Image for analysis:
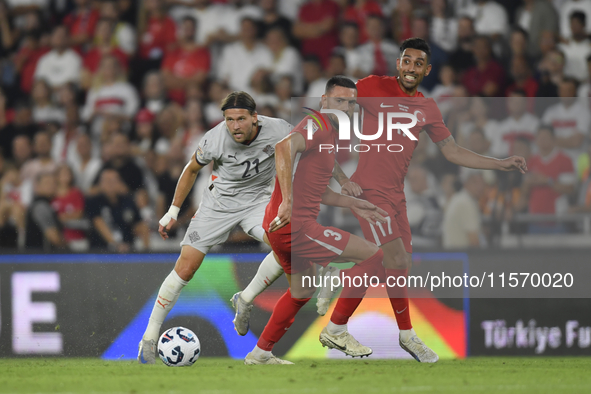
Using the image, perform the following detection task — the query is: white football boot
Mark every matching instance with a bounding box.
[399,331,439,363]
[319,327,373,357]
[244,352,294,365]
[231,292,254,336]
[137,338,157,364]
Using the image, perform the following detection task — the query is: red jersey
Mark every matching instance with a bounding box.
[64,9,100,39]
[343,1,383,43]
[52,188,85,241]
[139,16,177,59]
[83,47,129,73]
[527,149,575,214]
[298,0,340,68]
[351,75,451,195]
[162,46,211,103]
[264,115,337,233]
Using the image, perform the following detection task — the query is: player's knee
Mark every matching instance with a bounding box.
[175,256,200,281]
[383,251,407,270]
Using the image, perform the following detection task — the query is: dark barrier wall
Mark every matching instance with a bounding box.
[1,251,589,359]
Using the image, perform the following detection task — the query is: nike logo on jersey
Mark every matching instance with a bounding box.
[328,149,334,154]
[396,307,407,314]
[380,103,394,108]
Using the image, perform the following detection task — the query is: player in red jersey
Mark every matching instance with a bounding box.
[244,76,390,365]
[342,38,528,362]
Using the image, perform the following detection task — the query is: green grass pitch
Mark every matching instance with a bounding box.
[2,357,591,394]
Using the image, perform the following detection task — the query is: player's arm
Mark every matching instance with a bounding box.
[437,135,528,173]
[158,153,204,239]
[320,186,387,226]
[268,132,306,232]
[332,161,362,196]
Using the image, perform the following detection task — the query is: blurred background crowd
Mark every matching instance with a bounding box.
[0,0,590,252]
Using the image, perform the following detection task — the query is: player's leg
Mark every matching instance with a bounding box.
[138,245,205,364]
[245,266,315,365]
[381,233,438,363]
[232,210,286,335]
[319,233,384,357]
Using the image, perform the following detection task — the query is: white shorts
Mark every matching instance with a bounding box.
[180,201,267,254]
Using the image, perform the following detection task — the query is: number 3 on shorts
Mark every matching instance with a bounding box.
[323,229,342,241]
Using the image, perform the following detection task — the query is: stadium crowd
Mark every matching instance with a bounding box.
[0,0,590,252]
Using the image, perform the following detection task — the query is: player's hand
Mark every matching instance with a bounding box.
[498,156,528,174]
[158,218,177,240]
[269,201,291,233]
[350,200,388,226]
[341,180,362,197]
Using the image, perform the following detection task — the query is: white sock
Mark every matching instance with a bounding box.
[143,270,188,341]
[251,345,272,359]
[400,328,416,342]
[241,252,284,303]
[327,321,347,336]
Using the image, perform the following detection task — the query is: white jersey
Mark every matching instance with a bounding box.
[195,115,293,211]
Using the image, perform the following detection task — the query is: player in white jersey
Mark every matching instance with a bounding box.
[138,91,293,364]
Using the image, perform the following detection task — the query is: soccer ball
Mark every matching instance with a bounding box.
[158,327,201,367]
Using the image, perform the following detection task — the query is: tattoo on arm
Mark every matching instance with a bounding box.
[436,135,455,150]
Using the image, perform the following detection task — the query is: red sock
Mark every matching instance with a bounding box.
[330,249,384,325]
[385,268,412,330]
[257,289,310,351]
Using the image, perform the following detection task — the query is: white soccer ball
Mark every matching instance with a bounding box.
[158,327,201,366]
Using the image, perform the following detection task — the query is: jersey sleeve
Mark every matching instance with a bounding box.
[194,127,220,166]
[355,75,378,99]
[425,99,452,143]
[292,116,323,152]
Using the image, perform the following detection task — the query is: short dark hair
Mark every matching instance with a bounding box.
[561,76,579,91]
[181,16,197,28]
[220,91,257,115]
[538,124,555,137]
[400,37,431,63]
[570,10,586,26]
[325,75,357,94]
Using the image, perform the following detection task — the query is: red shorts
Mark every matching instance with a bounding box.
[266,221,351,274]
[353,189,412,253]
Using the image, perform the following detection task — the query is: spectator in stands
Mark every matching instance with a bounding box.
[495,90,540,158]
[570,144,591,213]
[0,164,23,248]
[141,71,167,114]
[430,0,458,53]
[80,18,130,90]
[34,25,82,90]
[86,168,149,252]
[390,0,413,44]
[20,131,57,182]
[92,133,145,196]
[162,16,210,104]
[25,171,67,250]
[449,16,476,77]
[536,49,564,114]
[293,0,340,68]
[456,96,498,148]
[343,0,383,44]
[265,26,303,94]
[459,0,508,39]
[131,109,156,158]
[326,50,348,79]
[559,11,591,83]
[13,32,50,95]
[560,0,591,40]
[0,1,15,59]
[51,104,83,164]
[99,0,137,56]
[357,14,398,77]
[302,55,328,108]
[443,170,486,249]
[31,79,64,126]
[411,14,448,91]
[217,17,273,92]
[577,54,591,109]
[70,132,101,194]
[523,125,576,231]
[179,99,206,162]
[63,0,100,48]
[203,80,229,127]
[406,165,443,248]
[274,75,293,122]
[136,0,177,76]
[260,0,294,45]
[462,35,506,97]
[515,0,558,59]
[542,78,590,166]
[336,22,364,79]
[11,135,32,170]
[0,100,37,160]
[430,64,458,118]
[506,56,539,98]
[52,163,85,248]
[81,55,139,140]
